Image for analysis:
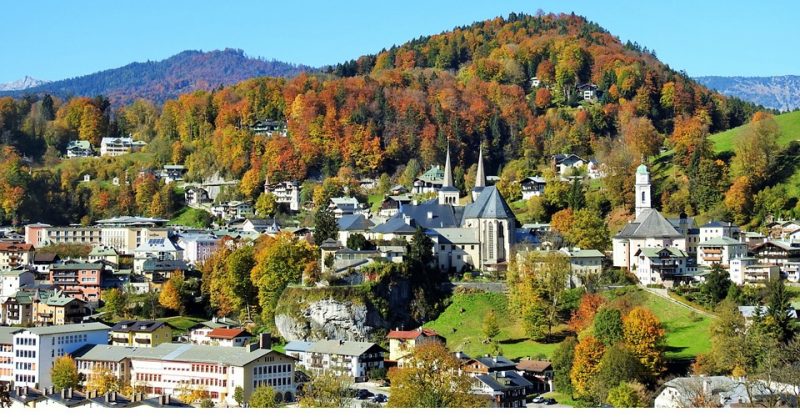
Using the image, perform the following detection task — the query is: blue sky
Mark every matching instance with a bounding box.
[2,0,797,82]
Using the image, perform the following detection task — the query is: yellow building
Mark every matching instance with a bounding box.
[32,289,87,326]
[386,327,446,362]
[110,320,171,347]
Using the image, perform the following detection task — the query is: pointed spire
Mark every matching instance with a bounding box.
[442,142,454,188]
[475,146,486,189]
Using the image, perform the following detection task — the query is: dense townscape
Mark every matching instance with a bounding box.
[0,11,798,409]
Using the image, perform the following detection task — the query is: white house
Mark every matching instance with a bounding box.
[699,221,740,242]
[697,236,747,268]
[178,233,219,266]
[133,237,183,274]
[0,269,35,298]
[264,181,301,212]
[65,140,94,158]
[100,137,146,157]
[634,247,689,286]
[728,258,781,285]
[329,197,362,219]
[520,176,546,200]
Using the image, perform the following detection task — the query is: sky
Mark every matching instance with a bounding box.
[2,0,798,82]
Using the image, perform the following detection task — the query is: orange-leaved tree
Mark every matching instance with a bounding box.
[570,335,606,398]
[568,293,606,333]
[622,306,665,376]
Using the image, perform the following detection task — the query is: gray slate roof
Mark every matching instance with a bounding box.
[371,216,418,234]
[306,340,387,356]
[111,320,167,333]
[338,214,375,231]
[398,199,464,228]
[21,322,110,336]
[125,342,293,367]
[616,208,683,239]
[462,186,515,220]
[284,341,314,353]
[72,344,139,362]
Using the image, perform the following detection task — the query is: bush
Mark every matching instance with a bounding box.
[199,399,214,408]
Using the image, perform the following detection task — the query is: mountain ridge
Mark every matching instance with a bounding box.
[0,76,48,91]
[695,75,800,112]
[0,48,315,105]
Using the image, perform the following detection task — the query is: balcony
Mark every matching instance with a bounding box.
[134,338,152,345]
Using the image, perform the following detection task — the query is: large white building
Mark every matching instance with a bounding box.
[100,137,146,157]
[263,181,301,212]
[284,340,386,382]
[10,323,111,388]
[613,164,690,286]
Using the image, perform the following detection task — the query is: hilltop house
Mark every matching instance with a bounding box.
[100,137,146,156]
[520,176,546,200]
[386,328,445,362]
[66,140,94,158]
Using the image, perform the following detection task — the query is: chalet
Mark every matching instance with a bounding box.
[286,339,386,382]
[251,119,287,136]
[206,327,252,347]
[577,83,599,101]
[211,200,254,221]
[551,153,587,178]
[31,252,59,276]
[412,165,446,194]
[1,290,34,325]
[529,76,541,88]
[184,186,211,205]
[516,359,553,393]
[634,247,689,287]
[159,165,186,183]
[751,240,800,267]
[697,237,747,267]
[65,140,94,158]
[328,197,362,218]
[32,289,87,326]
[766,220,800,239]
[520,176,546,200]
[0,242,34,270]
[386,328,445,362]
[100,137,146,156]
[110,320,171,347]
[379,195,411,217]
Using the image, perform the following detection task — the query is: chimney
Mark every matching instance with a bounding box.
[259,332,271,350]
[111,391,117,402]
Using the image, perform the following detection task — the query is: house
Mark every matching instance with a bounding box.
[379,195,412,217]
[211,200,254,221]
[159,165,186,183]
[697,237,747,268]
[473,371,532,408]
[66,140,94,158]
[49,262,106,304]
[133,237,183,274]
[286,339,386,382]
[530,76,541,88]
[329,197,362,218]
[577,83,599,101]
[729,258,781,285]
[0,242,34,270]
[184,186,211,205]
[386,328,446,362]
[1,290,34,325]
[188,317,241,345]
[141,259,188,285]
[99,137,146,156]
[767,220,800,239]
[264,180,301,212]
[0,269,35,298]
[738,305,798,324]
[516,359,553,393]
[337,214,375,246]
[700,221,740,242]
[751,240,800,267]
[519,176,546,200]
[654,375,798,408]
[634,247,689,286]
[10,322,110,388]
[206,327,252,347]
[32,289,87,326]
[31,252,59,276]
[551,154,587,178]
[370,215,418,242]
[412,165,446,194]
[561,248,605,287]
[251,119,287,136]
[390,185,408,195]
[110,320,171,347]
[461,354,518,376]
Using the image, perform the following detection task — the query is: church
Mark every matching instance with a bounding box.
[612,164,696,286]
[372,147,517,273]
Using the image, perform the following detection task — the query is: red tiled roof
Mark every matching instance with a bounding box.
[208,327,250,340]
[387,328,440,340]
[0,242,34,252]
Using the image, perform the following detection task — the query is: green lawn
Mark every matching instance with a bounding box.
[424,292,561,361]
[604,288,712,360]
[158,316,206,337]
[710,110,800,153]
[168,207,213,228]
[367,193,384,212]
[426,288,713,363]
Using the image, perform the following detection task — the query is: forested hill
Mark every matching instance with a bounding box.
[695,75,800,112]
[0,13,768,227]
[0,49,314,105]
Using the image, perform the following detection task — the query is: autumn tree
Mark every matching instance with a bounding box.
[255,192,277,218]
[549,208,574,238]
[567,208,610,250]
[589,345,645,402]
[724,176,753,226]
[103,287,128,320]
[622,307,665,376]
[568,293,606,333]
[85,367,121,394]
[606,381,649,408]
[570,336,605,398]
[621,116,662,160]
[552,336,578,396]
[731,112,781,189]
[159,273,185,314]
[387,343,485,408]
[482,309,500,342]
[51,355,79,390]
[669,115,711,170]
[508,251,570,340]
[298,371,353,408]
[249,385,278,408]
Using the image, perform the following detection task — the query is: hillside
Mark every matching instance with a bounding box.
[710,110,800,153]
[696,75,800,112]
[0,49,314,105]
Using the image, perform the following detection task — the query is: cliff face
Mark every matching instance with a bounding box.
[274,281,413,342]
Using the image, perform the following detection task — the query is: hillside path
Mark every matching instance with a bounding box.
[640,286,716,318]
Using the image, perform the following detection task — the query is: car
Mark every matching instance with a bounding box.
[372,394,387,403]
[544,398,557,405]
[532,396,546,404]
[356,389,375,400]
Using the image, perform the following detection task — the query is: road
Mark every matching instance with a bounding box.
[640,285,715,317]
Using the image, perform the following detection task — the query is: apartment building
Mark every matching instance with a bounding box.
[32,290,87,326]
[0,269,35,298]
[100,137,146,156]
[133,237,183,274]
[285,340,386,382]
[263,181,301,211]
[0,327,14,385]
[177,233,219,266]
[11,322,111,388]
[0,242,35,270]
[697,236,747,267]
[110,320,172,348]
[49,262,106,303]
[73,344,133,387]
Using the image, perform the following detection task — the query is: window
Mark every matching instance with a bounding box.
[641,191,646,202]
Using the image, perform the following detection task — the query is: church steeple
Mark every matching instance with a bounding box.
[472,146,487,202]
[635,163,651,218]
[438,142,460,206]
[442,143,454,189]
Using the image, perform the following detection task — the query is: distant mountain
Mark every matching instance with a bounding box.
[0,49,315,105]
[695,75,800,112]
[0,76,47,91]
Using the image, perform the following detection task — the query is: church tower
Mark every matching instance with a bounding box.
[472,147,486,202]
[635,164,651,218]
[438,145,460,206]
